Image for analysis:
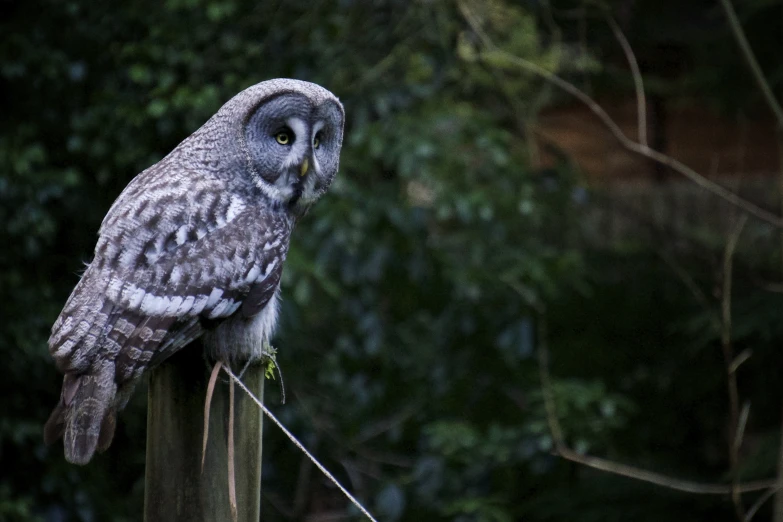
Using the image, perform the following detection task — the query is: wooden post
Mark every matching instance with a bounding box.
[143,343,264,522]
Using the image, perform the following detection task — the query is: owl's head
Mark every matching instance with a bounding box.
[226,79,344,216]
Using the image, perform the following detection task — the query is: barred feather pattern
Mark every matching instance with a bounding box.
[44,79,344,465]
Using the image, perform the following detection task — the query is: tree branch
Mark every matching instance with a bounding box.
[532,307,776,496]
[605,13,647,147]
[718,0,783,130]
[721,214,749,520]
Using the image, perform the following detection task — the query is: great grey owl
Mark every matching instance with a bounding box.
[44,79,345,465]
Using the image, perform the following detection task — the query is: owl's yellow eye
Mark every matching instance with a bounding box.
[313,136,320,149]
[275,131,291,145]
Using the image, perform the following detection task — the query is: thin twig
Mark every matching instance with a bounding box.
[729,349,753,375]
[555,446,776,495]
[746,485,781,522]
[223,366,379,522]
[735,401,751,454]
[774,99,783,522]
[536,312,565,447]
[775,401,783,522]
[606,14,647,146]
[721,215,748,520]
[718,0,783,130]
[532,290,777,496]
[657,250,720,332]
[457,1,783,229]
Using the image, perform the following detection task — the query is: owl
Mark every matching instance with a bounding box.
[44,79,345,465]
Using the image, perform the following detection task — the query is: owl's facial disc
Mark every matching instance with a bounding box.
[244,93,343,212]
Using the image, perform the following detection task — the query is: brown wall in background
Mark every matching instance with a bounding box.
[534,98,780,182]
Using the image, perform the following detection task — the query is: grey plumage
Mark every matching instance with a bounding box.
[44,79,345,465]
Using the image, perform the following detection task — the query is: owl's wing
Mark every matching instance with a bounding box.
[45,176,289,464]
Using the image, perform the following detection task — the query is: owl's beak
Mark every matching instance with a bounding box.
[299,158,309,177]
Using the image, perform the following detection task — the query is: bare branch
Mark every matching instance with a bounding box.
[521,284,777,497]
[746,486,781,522]
[555,446,776,495]
[535,312,565,448]
[775,401,783,522]
[657,250,720,332]
[718,0,783,130]
[720,214,748,521]
[457,1,783,229]
[606,14,647,147]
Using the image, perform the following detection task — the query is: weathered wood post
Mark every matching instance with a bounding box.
[143,343,264,521]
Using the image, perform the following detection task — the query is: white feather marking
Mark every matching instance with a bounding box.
[206,288,223,308]
[103,241,119,262]
[170,266,182,285]
[226,196,246,222]
[202,288,281,361]
[165,296,184,316]
[208,298,234,319]
[176,295,195,315]
[263,238,281,251]
[287,117,308,155]
[226,301,241,315]
[278,118,309,173]
[118,246,138,268]
[191,295,208,314]
[175,225,188,245]
[263,258,278,277]
[127,287,146,309]
[141,293,175,315]
[107,277,123,301]
[255,178,291,203]
[245,265,261,283]
[154,234,166,256]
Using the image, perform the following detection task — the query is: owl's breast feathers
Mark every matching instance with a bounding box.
[45,182,292,464]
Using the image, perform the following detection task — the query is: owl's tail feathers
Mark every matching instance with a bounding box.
[43,361,118,465]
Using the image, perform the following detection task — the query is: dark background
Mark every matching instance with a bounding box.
[3,0,783,520]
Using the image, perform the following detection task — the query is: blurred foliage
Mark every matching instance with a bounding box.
[2,0,783,521]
